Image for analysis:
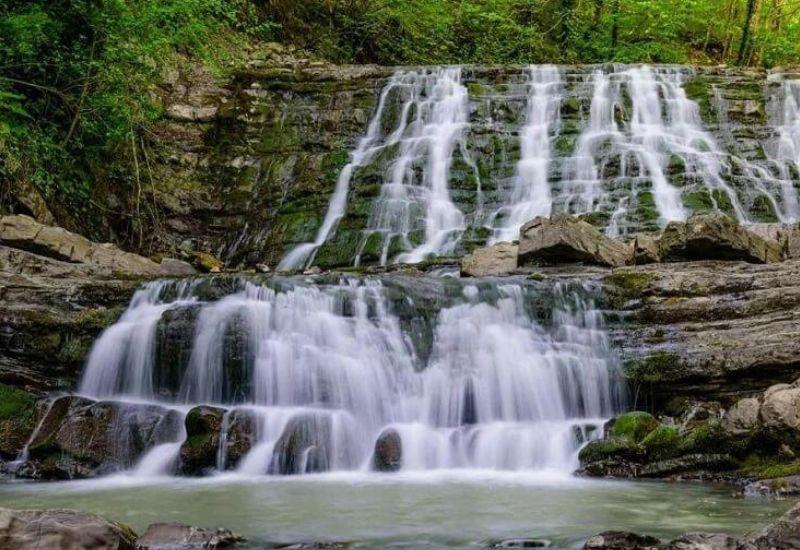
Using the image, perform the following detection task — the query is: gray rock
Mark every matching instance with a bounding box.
[666,533,750,549]
[0,507,137,549]
[633,232,661,264]
[725,398,760,435]
[659,214,783,264]
[166,104,218,122]
[461,242,518,277]
[584,530,660,549]
[136,522,244,549]
[749,502,800,549]
[760,383,800,430]
[179,406,226,476]
[518,215,632,268]
[373,428,402,472]
[158,258,197,276]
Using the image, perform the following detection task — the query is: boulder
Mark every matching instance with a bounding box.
[658,214,783,264]
[270,412,332,475]
[518,215,632,268]
[0,507,137,549]
[724,398,760,435]
[584,531,660,549]
[744,475,800,498]
[760,383,800,431]
[666,533,747,549]
[749,502,800,549]
[135,522,244,549]
[179,406,226,476]
[157,258,197,276]
[748,223,800,260]
[461,243,518,277]
[222,409,258,470]
[166,104,219,122]
[373,428,402,472]
[488,539,551,548]
[0,214,180,277]
[608,412,660,443]
[632,233,661,265]
[192,252,223,273]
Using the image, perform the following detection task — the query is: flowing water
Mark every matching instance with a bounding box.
[277,66,800,267]
[67,276,624,477]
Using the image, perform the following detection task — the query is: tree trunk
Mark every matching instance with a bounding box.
[559,0,576,48]
[611,0,620,49]
[737,0,758,65]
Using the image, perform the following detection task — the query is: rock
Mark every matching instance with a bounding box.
[255,263,271,274]
[0,384,38,459]
[0,215,180,277]
[666,533,747,549]
[584,531,660,549]
[638,453,738,477]
[488,539,551,547]
[760,383,800,431]
[192,252,223,273]
[744,475,800,498]
[0,507,137,549]
[749,223,800,260]
[725,398,760,435]
[166,104,219,122]
[518,215,632,268]
[179,406,226,476]
[749,502,800,549]
[270,412,332,475]
[658,214,783,264]
[158,258,197,276]
[24,397,174,479]
[222,409,258,469]
[633,232,661,264]
[461,243,518,277]
[373,428,402,472]
[136,522,244,549]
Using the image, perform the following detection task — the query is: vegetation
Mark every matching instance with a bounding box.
[1,0,799,248]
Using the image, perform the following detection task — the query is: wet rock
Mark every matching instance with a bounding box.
[270,412,332,475]
[179,406,226,476]
[638,453,738,477]
[724,398,760,435]
[136,522,245,549]
[666,533,746,549]
[518,215,632,268]
[461,243,519,277]
[658,214,783,264]
[633,232,661,264]
[223,409,258,469]
[24,397,173,479]
[583,530,660,549]
[192,252,223,273]
[608,412,659,443]
[488,539,551,547]
[749,502,800,549]
[158,258,197,276]
[373,428,402,472]
[0,507,137,549]
[743,475,800,498]
[749,223,800,260]
[0,384,38,459]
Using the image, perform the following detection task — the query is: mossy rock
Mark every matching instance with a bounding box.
[624,352,687,384]
[641,425,682,460]
[578,438,641,465]
[0,384,38,457]
[610,411,660,443]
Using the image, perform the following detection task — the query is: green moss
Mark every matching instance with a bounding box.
[711,189,736,218]
[642,425,682,460]
[0,384,36,422]
[682,189,714,213]
[750,194,779,223]
[610,411,660,443]
[578,438,640,464]
[624,352,687,383]
[603,270,656,308]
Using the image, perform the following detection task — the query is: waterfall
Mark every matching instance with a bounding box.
[489,66,562,244]
[768,78,800,221]
[75,276,624,476]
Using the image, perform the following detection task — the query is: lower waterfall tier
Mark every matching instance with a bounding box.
[10,275,625,479]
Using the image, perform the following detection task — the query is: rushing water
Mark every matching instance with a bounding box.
[0,474,793,548]
[54,276,624,478]
[276,65,800,267]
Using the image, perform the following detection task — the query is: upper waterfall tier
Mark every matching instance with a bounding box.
[247,65,800,269]
[73,276,624,475]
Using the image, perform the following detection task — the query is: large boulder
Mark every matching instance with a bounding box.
[760,382,800,431]
[0,214,195,277]
[270,412,332,475]
[0,507,137,550]
[518,215,632,268]
[749,223,800,260]
[179,406,226,476]
[373,428,402,472]
[24,397,174,479]
[221,409,258,470]
[658,214,783,264]
[724,397,760,435]
[461,243,518,277]
[749,502,800,549]
[632,232,662,264]
[666,533,746,549]
[136,522,244,549]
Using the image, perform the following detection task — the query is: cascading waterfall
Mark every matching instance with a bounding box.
[488,66,562,244]
[73,276,624,477]
[767,78,800,221]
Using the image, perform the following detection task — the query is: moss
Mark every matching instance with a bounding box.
[0,384,36,422]
[642,425,682,460]
[750,194,779,223]
[603,270,656,308]
[466,82,485,97]
[578,438,640,464]
[578,211,611,228]
[610,411,660,443]
[73,307,124,330]
[683,189,714,214]
[711,189,736,218]
[624,352,687,383]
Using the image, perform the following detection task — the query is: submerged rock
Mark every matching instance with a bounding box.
[373,428,402,472]
[136,522,244,549]
[749,502,800,549]
[461,243,519,277]
[583,530,660,549]
[666,533,745,549]
[658,213,782,264]
[0,507,137,550]
[518,215,632,268]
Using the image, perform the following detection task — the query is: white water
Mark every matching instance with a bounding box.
[768,78,800,221]
[72,277,623,478]
[489,66,561,243]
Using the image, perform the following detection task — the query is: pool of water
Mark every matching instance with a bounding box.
[0,471,792,549]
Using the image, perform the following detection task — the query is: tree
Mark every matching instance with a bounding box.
[737,0,758,65]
